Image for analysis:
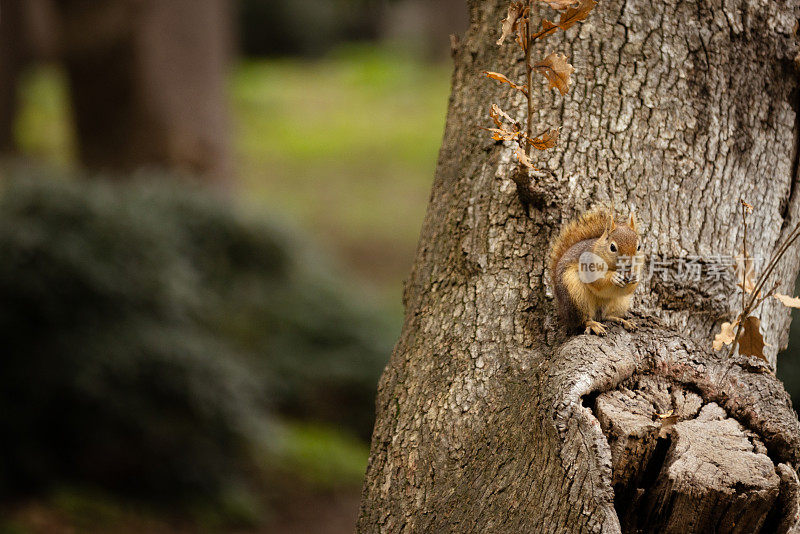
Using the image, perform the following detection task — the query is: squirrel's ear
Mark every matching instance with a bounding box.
[603,212,615,236]
[628,212,638,233]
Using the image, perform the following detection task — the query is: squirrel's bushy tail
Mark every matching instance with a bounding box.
[548,206,614,276]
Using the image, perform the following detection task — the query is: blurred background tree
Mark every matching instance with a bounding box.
[0,1,467,532]
[0,1,797,533]
[0,0,232,179]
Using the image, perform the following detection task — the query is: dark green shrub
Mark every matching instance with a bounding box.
[0,173,393,501]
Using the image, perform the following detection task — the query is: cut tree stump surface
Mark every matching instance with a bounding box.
[595,376,797,533]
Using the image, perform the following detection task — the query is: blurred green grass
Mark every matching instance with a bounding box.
[273,421,370,490]
[232,45,450,301]
[15,66,76,167]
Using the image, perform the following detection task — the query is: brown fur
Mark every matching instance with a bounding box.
[549,207,642,332]
[548,207,614,277]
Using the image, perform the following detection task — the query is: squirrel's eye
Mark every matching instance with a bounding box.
[609,242,617,253]
[636,243,641,251]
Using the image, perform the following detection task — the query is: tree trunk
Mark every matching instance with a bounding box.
[55,0,233,180]
[358,0,800,532]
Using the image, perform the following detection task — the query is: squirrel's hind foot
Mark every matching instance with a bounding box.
[584,320,607,336]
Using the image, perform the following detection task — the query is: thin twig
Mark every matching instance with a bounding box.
[725,207,800,359]
[727,201,748,359]
[524,2,534,155]
[751,282,781,312]
[746,222,800,308]
[742,202,747,318]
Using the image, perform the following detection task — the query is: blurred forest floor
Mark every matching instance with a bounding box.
[2,45,451,533]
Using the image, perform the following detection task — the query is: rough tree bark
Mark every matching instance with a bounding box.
[359,0,800,532]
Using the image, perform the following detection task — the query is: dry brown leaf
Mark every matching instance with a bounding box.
[558,0,597,30]
[483,71,528,94]
[484,127,521,141]
[541,19,559,35]
[656,410,679,438]
[489,110,503,129]
[538,0,581,9]
[490,104,517,129]
[514,7,529,50]
[737,280,757,295]
[516,146,534,168]
[712,319,739,351]
[515,23,527,49]
[738,315,766,361]
[486,103,520,140]
[534,53,575,95]
[531,129,559,150]
[774,293,800,308]
[497,1,525,45]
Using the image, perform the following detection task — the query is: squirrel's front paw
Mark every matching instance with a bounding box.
[606,316,637,331]
[611,272,627,288]
[584,320,607,336]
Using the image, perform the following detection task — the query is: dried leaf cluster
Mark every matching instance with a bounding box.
[484,0,596,171]
[713,199,800,363]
